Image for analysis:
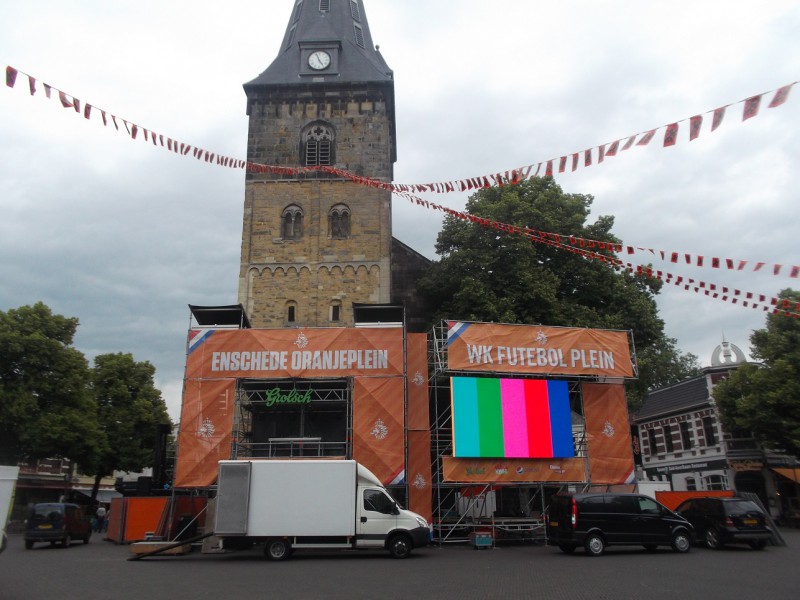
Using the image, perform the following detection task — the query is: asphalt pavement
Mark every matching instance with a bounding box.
[1,529,799,600]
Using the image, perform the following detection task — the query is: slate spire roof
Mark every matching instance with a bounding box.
[245,0,393,89]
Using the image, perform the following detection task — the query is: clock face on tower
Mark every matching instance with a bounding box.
[308,50,331,71]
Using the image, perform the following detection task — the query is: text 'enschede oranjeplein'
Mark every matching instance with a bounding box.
[210,349,389,372]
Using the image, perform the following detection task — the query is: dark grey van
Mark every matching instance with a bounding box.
[546,492,693,556]
[24,503,91,549]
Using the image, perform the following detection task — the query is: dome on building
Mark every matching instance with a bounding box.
[710,338,747,366]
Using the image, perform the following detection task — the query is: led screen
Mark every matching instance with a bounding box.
[451,377,575,459]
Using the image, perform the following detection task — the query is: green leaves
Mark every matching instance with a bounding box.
[715,290,800,455]
[418,178,698,409]
[0,303,171,477]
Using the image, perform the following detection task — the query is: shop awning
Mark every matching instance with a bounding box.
[772,467,800,484]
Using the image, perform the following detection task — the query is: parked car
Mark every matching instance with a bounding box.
[24,503,91,549]
[546,492,693,556]
[674,497,772,550]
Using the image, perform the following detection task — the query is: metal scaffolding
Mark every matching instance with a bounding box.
[427,321,593,546]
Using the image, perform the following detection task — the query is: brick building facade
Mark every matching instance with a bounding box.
[236,1,404,328]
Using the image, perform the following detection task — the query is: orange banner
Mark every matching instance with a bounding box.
[446,321,633,378]
[352,377,405,486]
[174,378,236,488]
[407,333,430,431]
[442,457,587,483]
[584,383,636,484]
[407,430,433,522]
[186,327,405,380]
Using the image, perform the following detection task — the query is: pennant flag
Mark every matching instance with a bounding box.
[637,129,656,146]
[689,115,703,140]
[711,106,726,131]
[606,139,620,156]
[584,149,592,167]
[571,153,579,172]
[769,84,792,108]
[5,66,17,88]
[28,76,36,96]
[558,156,567,173]
[663,123,679,147]
[58,91,73,108]
[621,135,636,151]
[743,95,762,120]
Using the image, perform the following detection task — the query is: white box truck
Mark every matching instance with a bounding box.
[0,466,20,554]
[213,460,430,560]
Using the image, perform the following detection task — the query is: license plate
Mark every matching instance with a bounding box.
[38,524,53,529]
[550,521,558,527]
[743,519,757,525]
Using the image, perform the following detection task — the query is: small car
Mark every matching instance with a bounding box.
[674,497,772,550]
[24,503,91,549]
[546,492,693,556]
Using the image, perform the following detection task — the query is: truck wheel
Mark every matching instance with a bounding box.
[388,534,412,559]
[264,538,291,561]
[584,533,605,557]
[558,544,576,554]
[25,540,34,550]
[671,530,691,553]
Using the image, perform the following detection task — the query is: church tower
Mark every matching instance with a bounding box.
[238,0,396,328]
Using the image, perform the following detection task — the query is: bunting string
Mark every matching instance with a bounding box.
[4,64,798,317]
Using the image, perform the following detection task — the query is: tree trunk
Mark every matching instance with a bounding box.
[90,473,103,507]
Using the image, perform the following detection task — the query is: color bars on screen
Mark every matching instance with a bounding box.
[451,377,575,459]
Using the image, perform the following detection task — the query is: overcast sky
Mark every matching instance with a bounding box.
[1,0,798,420]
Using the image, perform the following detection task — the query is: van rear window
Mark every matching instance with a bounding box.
[32,505,64,521]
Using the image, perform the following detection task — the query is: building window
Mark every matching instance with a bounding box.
[686,477,696,491]
[303,122,334,167]
[282,205,304,240]
[679,421,692,449]
[287,303,297,323]
[703,416,717,446]
[354,24,365,48]
[663,424,674,453]
[647,428,658,456]
[350,0,360,21]
[705,474,726,490]
[330,302,341,322]
[329,204,351,238]
[319,0,330,12]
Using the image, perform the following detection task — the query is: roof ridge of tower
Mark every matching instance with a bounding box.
[245,0,393,89]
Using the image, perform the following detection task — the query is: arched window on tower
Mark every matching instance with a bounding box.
[330,300,342,323]
[302,122,335,167]
[329,204,351,239]
[282,205,304,240]
[286,301,298,324]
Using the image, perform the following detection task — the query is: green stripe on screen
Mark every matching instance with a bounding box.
[476,378,504,456]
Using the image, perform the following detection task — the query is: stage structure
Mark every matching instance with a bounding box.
[172,305,432,522]
[428,321,638,545]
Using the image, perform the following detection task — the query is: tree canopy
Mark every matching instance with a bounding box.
[417,177,699,407]
[90,352,171,481]
[714,289,800,456]
[0,302,102,466]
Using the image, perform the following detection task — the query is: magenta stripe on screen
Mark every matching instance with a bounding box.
[501,378,528,457]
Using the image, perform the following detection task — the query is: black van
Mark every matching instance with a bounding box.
[546,492,693,556]
[24,503,91,549]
